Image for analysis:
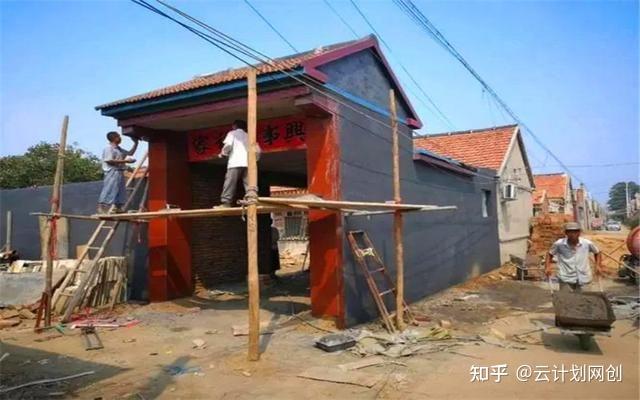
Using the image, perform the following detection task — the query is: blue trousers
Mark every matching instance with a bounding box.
[99,169,126,206]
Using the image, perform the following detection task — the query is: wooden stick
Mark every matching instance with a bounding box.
[45,116,69,327]
[257,197,451,211]
[389,90,405,331]
[246,70,260,361]
[31,212,104,221]
[0,370,95,394]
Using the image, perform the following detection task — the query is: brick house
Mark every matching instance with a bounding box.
[95,35,501,327]
[414,125,535,264]
[533,173,575,216]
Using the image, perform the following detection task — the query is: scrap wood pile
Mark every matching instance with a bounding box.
[54,256,128,314]
[529,214,575,256]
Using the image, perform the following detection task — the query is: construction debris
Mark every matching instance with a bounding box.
[0,371,96,395]
[337,356,386,371]
[192,338,207,349]
[298,366,382,388]
[315,333,357,352]
[232,322,274,336]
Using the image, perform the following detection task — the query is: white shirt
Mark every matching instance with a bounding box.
[549,237,600,284]
[221,129,260,168]
[102,145,127,172]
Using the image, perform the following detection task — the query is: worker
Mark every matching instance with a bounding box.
[544,222,604,292]
[97,131,138,214]
[216,119,260,207]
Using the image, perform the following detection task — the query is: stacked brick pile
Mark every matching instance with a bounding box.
[529,214,575,255]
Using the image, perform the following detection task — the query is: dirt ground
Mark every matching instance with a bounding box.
[1,232,638,399]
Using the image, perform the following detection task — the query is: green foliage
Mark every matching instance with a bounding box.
[607,181,639,221]
[0,142,102,189]
[624,213,639,229]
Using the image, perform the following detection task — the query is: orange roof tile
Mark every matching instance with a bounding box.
[413,125,517,171]
[96,38,364,110]
[533,173,570,199]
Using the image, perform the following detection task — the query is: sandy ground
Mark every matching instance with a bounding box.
[1,233,638,399]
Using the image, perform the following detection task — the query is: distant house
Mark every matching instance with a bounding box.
[532,189,549,216]
[414,124,535,264]
[533,173,574,216]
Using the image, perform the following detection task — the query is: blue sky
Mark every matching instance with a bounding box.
[1,0,638,201]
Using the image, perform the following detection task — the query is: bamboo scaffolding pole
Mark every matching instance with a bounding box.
[389,90,405,331]
[246,70,260,361]
[4,211,12,251]
[45,115,69,327]
[256,197,451,211]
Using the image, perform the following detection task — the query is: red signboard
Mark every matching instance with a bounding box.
[188,115,307,162]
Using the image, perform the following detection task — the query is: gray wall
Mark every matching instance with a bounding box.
[336,106,501,326]
[0,181,148,300]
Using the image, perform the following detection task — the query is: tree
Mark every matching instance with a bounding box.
[607,181,639,221]
[0,142,103,189]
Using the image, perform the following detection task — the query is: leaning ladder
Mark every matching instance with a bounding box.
[52,153,148,322]
[347,230,415,333]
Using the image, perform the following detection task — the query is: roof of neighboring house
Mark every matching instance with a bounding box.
[532,189,547,205]
[413,124,535,186]
[95,35,422,128]
[413,125,517,171]
[533,173,570,199]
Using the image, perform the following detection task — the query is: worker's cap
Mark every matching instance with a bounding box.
[564,222,581,231]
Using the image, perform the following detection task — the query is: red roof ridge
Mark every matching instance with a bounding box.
[417,124,518,138]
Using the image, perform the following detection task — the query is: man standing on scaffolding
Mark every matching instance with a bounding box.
[97,131,139,214]
[216,119,260,208]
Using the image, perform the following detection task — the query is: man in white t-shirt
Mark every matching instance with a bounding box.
[217,120,261,207]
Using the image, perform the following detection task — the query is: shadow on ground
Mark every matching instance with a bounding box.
[0,342,127,399]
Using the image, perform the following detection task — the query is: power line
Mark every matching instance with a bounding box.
[243,0,298,53]
[323,0,359,38]
[130,0,515,190]
[348,0,457,131]
[533,161,640,169]
[393,0,584,186]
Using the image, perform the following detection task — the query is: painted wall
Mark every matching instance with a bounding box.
[335,106,501,326]
[497,138,534,264]
[0,181,148,300]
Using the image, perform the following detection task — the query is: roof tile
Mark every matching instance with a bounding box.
[533,173,570,199]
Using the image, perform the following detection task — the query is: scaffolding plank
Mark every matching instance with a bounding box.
[257,197,456,211]
[94,205,287,221]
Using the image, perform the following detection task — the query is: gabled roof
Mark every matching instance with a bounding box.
[534,173,571,199]
[96,35,422,128]
[413,124,535,187]
[413,125,517,171]
[532,189,547,205]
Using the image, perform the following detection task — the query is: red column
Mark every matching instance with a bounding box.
[148,133,192,301]
[306,116,344,327]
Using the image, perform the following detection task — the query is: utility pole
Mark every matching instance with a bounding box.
[626,182,630,218]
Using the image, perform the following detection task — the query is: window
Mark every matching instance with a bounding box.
[482,190,491,218]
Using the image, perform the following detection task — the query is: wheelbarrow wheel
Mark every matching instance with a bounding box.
[578,334,592,350]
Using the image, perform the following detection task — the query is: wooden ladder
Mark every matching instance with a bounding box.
[347,230,415,333]
[52,154,148,322]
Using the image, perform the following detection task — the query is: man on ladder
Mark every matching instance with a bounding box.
[98,131,139,214]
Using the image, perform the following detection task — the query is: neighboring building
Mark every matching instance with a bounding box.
[95,35,501,327]
[532,189,549,216]
[414,125,535,264]
[533,173,574,216]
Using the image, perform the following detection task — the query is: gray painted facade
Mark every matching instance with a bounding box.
[0,181,148,300]
[320,51,501,326]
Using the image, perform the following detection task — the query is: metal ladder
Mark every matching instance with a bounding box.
[347,230,415,333]
[52,154,148,322]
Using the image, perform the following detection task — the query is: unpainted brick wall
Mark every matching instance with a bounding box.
[529,214,575,256]
[190,163,271,289]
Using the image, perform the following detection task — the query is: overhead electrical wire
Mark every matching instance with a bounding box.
[129,0,521,190]
[348,0,457,131]
[243,0,298,53]
[392,0,585,186]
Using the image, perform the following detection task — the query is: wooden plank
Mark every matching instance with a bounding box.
[298,366,382,388]
[45,115,68,327]
[390,89,405,331]
[338,356,386,371]
[257,197,453,211]
[94,205,287,220]
[31,212,104,221]
[246,69,260,361]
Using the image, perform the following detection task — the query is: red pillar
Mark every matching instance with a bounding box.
[306,116,344,327]
[148,133,192,301]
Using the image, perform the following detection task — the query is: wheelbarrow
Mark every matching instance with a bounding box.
[548,278,616,350]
